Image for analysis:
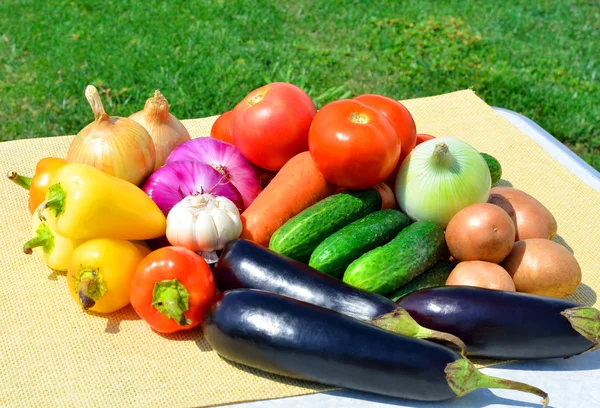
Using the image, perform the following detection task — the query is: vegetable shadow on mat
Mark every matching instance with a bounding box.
[494,179,513,187]
[85,305,141,334]
[552,234,574,254]
[323,388,555,408]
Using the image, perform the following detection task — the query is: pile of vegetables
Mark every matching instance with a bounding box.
[8,81,600,408]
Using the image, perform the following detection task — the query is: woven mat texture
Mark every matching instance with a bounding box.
[1,89,598,407]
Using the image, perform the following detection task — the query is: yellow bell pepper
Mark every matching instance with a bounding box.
[23,204,83,271]
[39,163,166,241]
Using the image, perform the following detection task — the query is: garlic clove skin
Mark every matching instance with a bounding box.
[166,194,242,253]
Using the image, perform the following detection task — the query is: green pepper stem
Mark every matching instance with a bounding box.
[23,223,55,255]
[561,306,600,355]
[74,267,107,310]
[7,171,32,190]
[431,143,454,169]
[370,307,467,356]
[152,279,192,326]
[445,359,549,407]
[37,183,66,221]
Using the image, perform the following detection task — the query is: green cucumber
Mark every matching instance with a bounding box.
[481,152,502,185]
[269,188,382,262]
[343,220,445,295]
[309,209,411,278]
[388,260,455,301]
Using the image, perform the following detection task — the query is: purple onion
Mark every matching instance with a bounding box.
[142,161,244,215]
[165,137,261,208]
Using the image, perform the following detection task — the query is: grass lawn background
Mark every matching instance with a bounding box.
[1,0,598,170]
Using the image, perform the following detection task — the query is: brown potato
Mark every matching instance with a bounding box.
[501,239,581,298]
[446,260,516,291]
[487,187,557,241]
[446,203,515,263]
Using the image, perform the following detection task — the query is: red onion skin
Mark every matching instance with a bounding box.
[165,137,261,208]
[142,161,244,215]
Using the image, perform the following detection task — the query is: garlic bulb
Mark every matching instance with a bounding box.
[166,194,242,261]
[129,90,191,171]
[67,85,156,186]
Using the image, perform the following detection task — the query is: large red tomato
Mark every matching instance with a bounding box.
[230,82,317,171]
[308,99,400,189]
[353,94,417,164]
[210,110,234,144]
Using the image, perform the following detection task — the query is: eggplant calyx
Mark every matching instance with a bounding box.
[152,279,192,326]
[445,358,549,407]
[561,306,600,353]
[370,307,467,356]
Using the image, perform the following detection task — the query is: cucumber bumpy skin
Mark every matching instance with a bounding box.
[269,188,382,263]
[309,209,411,278]
[343,220,446,295]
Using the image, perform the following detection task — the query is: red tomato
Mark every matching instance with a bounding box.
[416,133,436,145]
[210,110,234,144]
[353,94,416,164]
[230,82,317,171]
[308,99,400,189]
[130,246,217,334]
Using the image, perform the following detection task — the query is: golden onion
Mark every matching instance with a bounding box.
[66,85,155,186]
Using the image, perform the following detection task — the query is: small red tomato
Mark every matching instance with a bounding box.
[308,99,400,189]
[416,133,436,146]
[130,246,217,334]
[230,82,317,171]
[353,94,416,164]
[210,110,234,144]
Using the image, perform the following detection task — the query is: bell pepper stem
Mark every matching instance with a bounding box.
[371,307,467,356]
[37,184,66,221]
[74,267,107,310]
[7,171,32,190]
[23,223,55,255]
[152,279,192,326]
[445,359,549,407]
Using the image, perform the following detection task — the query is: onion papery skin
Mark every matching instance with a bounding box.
[67,117,156,187]
[142,161,244,216]
[129,90,191,171]
[395,138,491,228]
[165,137,261,208]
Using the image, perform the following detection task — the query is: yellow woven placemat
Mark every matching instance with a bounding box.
[1,89,598,407]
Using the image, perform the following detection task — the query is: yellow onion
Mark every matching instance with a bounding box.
[129,90,191,170]
[67,85,156,186]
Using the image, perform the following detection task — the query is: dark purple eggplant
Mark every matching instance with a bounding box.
[396,286,600,359]
[213,239,466,353]
[204,289,548,405]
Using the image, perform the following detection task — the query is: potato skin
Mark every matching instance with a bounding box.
[446,260,516,292]
[445,203,515,263]
[487,186,557,241]
[501,239,581,298]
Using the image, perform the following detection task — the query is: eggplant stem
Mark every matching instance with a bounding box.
[371,307,467,356]
[445,359,549,407]
[7,171,32,190]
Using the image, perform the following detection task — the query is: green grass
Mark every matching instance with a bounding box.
[1,0,598,170]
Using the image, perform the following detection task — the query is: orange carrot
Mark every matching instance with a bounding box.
[240,151,336,247]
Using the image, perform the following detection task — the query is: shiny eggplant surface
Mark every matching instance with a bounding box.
[397,286,599,359]
[213,239,398,321]
[204,289,548,405]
